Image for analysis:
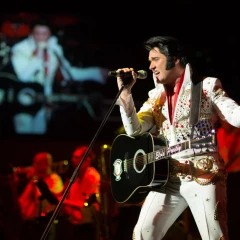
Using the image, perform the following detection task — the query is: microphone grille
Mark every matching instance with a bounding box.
[137,70,148,79]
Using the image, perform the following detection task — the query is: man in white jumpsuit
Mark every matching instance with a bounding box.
[10,19,108,134]
[114,36,240,239]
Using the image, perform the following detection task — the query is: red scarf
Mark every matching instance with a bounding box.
[32,48,49,76]
[166,72,184,124]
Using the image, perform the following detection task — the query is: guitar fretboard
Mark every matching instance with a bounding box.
[148,140,191,164]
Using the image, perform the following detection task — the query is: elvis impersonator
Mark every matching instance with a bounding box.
[114,36,240,240]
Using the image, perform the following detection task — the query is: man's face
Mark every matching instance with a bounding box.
[32,25,51,43]
[148,47,178,86]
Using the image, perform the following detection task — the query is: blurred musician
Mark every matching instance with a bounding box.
[58,145,101,240]
[18,151,64,240]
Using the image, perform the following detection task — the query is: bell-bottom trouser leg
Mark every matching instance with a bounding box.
[133,180,228,240]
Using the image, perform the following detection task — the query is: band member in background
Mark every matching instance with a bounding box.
[58,145,101,240]
[18,151,64,240]
[114,36,240,239]
[10,18,109,135]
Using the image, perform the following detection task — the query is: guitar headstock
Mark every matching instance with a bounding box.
[191,130,217,149]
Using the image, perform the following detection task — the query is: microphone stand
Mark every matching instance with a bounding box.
[40,83,127,240]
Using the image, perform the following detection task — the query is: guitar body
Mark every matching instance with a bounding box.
[11,80,44,114]
[110,132,169,204]
[0,74,86,115]
[0,74,43,114]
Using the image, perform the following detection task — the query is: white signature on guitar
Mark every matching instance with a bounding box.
[166,145,182,155]
[155,144,183,160]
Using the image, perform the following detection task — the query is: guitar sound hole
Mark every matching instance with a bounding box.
[135,153,145,171]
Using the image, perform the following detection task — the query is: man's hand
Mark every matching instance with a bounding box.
[37,41,48,49]
[117,68,137,101]
[36,41,47,59]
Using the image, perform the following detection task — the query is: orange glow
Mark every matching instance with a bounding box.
[217,120,240,172]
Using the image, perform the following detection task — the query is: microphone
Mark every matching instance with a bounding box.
[108,70,147,79]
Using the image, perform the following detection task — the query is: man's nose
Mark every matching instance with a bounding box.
[149,63,155,71]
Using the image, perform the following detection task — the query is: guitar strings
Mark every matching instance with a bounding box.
[123,149,166,171]
[120,133,214,172]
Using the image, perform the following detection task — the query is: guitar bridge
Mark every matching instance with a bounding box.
[123,159,127,172]
[124,152,129,173]
[124,151,129,179]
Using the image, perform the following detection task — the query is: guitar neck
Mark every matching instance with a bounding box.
[148,140,191,164]
[147,131,217,164]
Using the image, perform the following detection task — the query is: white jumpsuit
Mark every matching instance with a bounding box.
[116,64,240,240]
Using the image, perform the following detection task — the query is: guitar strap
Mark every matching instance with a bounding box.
[189,74,203,139]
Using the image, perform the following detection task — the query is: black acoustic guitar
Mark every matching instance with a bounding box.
[0,73,87,114]
[110,131,217,204]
